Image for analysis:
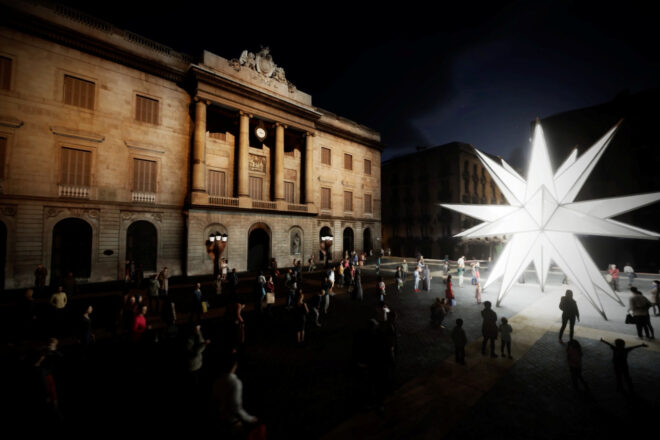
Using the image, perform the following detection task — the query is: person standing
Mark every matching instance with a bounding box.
[186,324,210,388]
[558,290,580,343]
[566,339,589,392]
[650,280,660,316]
[608,264,619,291]
[354,270,363,302]
[413,267,421,293]
[445,275,455,307]
[158,267,169,299]
[62,272,77,297]
[452,318,467,365]
[79,305,94,349]
[191,283,203,323]
[148,274,160,315]
[499,317,513,359]
[49,286,68,335]
[401,259,408,282]
[423,265,431,292]
[457,256,465,288]
[443,255,449,277]
[481,301,498,358]
[623,263,635,288]
[229,268,239,297]
[254,272,266,314]
[131,305,149,343]
[394,266,403,293]
[294,290,309,344]
[34,264,47,297]
[310,290,323,327]
[475,282,482,305]
[213,356,259,432]
[628,287,654,339]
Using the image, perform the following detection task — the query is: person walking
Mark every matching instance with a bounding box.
[49,286,68,336]
[158,267,169,299]
[430,297,449,328]
[186,324,210,388]
[394,266,403,293]
[79,305,95,349]
[452,318,467,365]
[628,287,654,339]
[499,317,513,359]
[558,290,580,343]
[481,301,498,358]
[600,338,647,394]
[623,263,635,288]
[354,270,363,301]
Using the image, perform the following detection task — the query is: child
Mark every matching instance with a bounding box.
[451,318,467,365]
[566,339,589,392]
[499,317,513,359]
[600,338,647,393]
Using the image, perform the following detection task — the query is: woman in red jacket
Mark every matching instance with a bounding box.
[445,275,455,307]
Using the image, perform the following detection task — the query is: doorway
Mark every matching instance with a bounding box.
[51,218,92,285]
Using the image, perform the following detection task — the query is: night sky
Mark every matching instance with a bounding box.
[56,0,658,163]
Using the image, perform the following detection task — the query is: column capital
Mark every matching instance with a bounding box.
[193,97,210,105]
[303,131,316,138]
[275,122,288,129]
[239,110,253,118]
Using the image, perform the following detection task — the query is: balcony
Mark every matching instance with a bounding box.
[59,185,89,199]
[209,195,239,207]
[287,203,308,212]
[132,191,156,203]
[252,200,277,210]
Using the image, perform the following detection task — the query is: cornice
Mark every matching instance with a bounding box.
[315,120,385,152]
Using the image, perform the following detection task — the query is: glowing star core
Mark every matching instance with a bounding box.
[441,121,660,319]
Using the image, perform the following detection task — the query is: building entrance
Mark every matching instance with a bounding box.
[51,218,92,285]
[126,221,157,271]
[247,226,270,272]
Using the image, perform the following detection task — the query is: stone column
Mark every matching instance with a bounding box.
[237,111,251,198]
[274,123,285,201]
[192,99,207,193]
[304,132,314,204]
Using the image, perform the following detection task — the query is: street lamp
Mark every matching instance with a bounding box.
[206,231,228,279]
[319,234,333,268]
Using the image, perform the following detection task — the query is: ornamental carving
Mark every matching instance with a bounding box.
[290,229,302,255]
[228,47,295,89]
[46,207,99,220]
[0,206,17,216]
[46,208,65,218]
[248,154,267,173]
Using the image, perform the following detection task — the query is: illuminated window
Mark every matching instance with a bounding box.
[63,75,95,110]
[321,147,331,165]
[135,95,159,124]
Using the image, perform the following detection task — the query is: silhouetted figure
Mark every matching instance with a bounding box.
[566,339,589,392]
[79,305,94,349]
[61,272,77,297]
[481,301,498,358]
[651,280,660,316]
[430,297,449,328]
[600,338,647,394]
[34,264,47,297]
[499,317,513,359]
[628,287,654,339]
[452,318,467,365]
[558,290,579,343]
[213,355,259,436]
[294,290,309,344]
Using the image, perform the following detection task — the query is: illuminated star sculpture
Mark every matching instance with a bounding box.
[441,121,660,319]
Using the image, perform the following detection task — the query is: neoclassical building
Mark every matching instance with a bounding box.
[0,0,382,289]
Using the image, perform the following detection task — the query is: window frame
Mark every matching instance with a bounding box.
[321,187,331,210]
[344,190,353,213]
[62,73,96,111]
[344,153,353,171]
[134,93,161,125]
[321,147,331,166]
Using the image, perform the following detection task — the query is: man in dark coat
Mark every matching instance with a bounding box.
[481,301,498,357]
[558,289,580,343]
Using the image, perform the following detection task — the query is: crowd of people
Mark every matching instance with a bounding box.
[4,253,659,433]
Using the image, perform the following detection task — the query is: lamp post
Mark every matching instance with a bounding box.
[319,234,333,268]
[206,231,228,279]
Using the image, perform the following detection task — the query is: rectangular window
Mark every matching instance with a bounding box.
[60,147,91,186]
[284,181,294,203]
[249,176,263,200]
[0,56,11,91]
[364,194,372,214]
[63,75,95,110]
[208,170,226,196]
[135,95,159,124]
[364,159,371,175]
[344,153,352,170]
[0,137,6,179]
[133,158,157,193]
[321,187,331,209]
[321,147,331,165]
[344,191,353,212]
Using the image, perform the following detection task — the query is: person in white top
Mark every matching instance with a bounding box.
[214,357,258,426]
[623,263,635,288]
[457,256,465,287]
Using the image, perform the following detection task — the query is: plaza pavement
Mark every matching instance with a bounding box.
[323,257,660,439]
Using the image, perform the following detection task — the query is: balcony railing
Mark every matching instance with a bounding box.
[252,200,277,210]
[287,203,308,212]
[59,185,89,199]
[209,196,239,207]
[132,191,156,203]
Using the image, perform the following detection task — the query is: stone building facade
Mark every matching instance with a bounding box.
[0,1,382,290]
[381,142,505,260]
